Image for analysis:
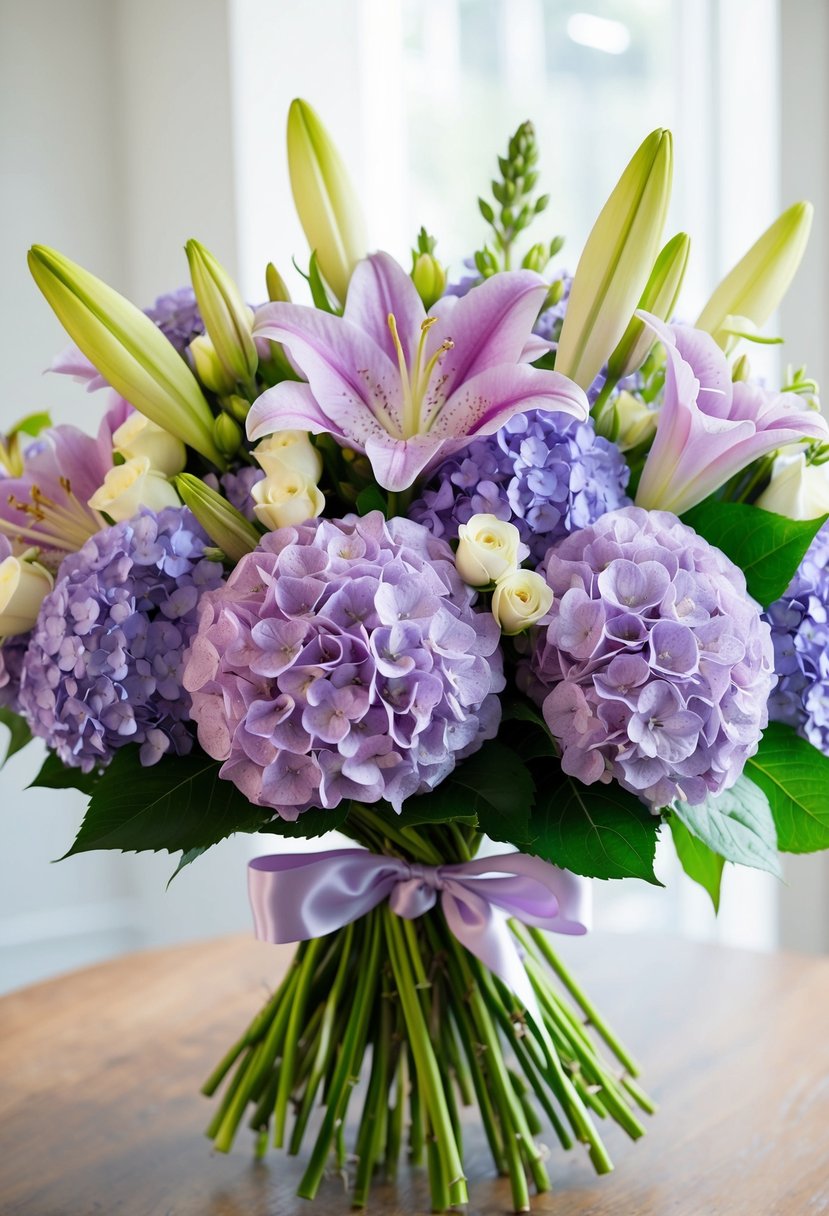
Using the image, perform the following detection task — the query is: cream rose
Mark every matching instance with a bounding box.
[756,450,829,520]
[0,556,53,635]
[491,569,553,635]
[251,467,325,530]
[113,412,187,477]
[254,431,323,481]
[87,456,180,523]
[455,514,522,586]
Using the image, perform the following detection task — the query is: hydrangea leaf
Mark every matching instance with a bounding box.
[63,746,268,858]
[681,500,827,607]
[746,721,829,853]
[674,775,780,876]
[29,750,101,795]
[259,804,350,840]
[0,708,32,767]
[528,779,661,883]
[668,814,725,912]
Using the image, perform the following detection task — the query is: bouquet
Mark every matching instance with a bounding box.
[6,99,829,1213]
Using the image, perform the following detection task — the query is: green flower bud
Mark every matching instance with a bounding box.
[732,353,751,382]
[287,98,368,305]
[28,245,224,468]
[606,231,690,380]
[696,201,813,351]
[185,239,258,386]
[266,262,292,303]
[410,252,447,310]
[188,333,236,395]
[214,413,242,458]
[174,474,260,563]
[556,129,673,389]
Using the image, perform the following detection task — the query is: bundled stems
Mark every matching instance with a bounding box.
[203,823,652,1212]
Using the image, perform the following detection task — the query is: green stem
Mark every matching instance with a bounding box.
[273,936,325,1147]
[353,974,393,1207]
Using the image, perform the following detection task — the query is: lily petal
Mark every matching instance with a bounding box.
[426,363,589,439]
[343,252,426,367]
[247,381,338,441]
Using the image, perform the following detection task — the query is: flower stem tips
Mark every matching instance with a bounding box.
[174,474,260,563]
[556,129,673,390]
[27,246,225,469]
[287,98,368,306]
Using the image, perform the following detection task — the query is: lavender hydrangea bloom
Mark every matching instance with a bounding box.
[18,507,224,771]
[144,287,205,353]
[204,467,266,522]
[410,410,630,565]
[0,636,28,712]
[764,522,829,753]
[520,506,774,808]
[183,510,504,819]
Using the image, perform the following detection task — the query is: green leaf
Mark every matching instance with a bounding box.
[669,815,725,912]
[528,779,661,883]
[397,742,534,844]
[0,708,32,766]
[356,484,388,517]
[258,804,349,839]
[307,252,338,314]
[64,746,267,858]
[500,698,557,761]
[746,721,829,853]
[673,776,780,877]
[9,410,52,438]
[29,750,102,795]
[681,500,826,607]
[167,846,209,886]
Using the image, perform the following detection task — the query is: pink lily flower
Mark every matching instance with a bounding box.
[635,313,829,514]
[247,252,588,492]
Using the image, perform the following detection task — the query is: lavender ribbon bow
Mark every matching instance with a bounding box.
[248,850,590,1015]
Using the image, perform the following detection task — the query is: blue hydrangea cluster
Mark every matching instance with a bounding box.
[19,508,225,770]
[410,410,630,565]
[521,507,775,809]
[183,511,504,819]
[764,522,829,754]
[145,287,205,354]
[204,467,265,522]
[0,636,27,712]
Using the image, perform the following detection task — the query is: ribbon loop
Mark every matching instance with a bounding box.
[248,849,590,1014]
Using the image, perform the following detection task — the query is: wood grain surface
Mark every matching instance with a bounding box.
[1,932,828,1215]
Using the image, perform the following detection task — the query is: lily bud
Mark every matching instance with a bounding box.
[0,556,53,636]
[607,232,690,380]
[113,413,186,478]
[254,431,323,481]
[595,389,658,452]
[187,333,236,395]
[251,467,325,530]
[411,253,447,311]
[756,450,829,520]
[185,240,258,386]
[266,263,292,303]
[174,473,260,563]
[556,129,673,389]
[696,201,813,351]
[455,515,522,586]
[214,413,243,459]
[732,354,751,382]
[27,246,224,468]
[287,98,368,304]
[491,570,553,635]
[88,456,180,523]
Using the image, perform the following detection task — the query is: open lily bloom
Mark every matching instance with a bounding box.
[635,313,829,514]
[247,252,588,492]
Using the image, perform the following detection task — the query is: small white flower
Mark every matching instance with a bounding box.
[113,412,187,477]
[455,514,523,586]
[756,449,829,520]
[492,569,553,635]
[254,431,323,481]
[0,556,53,635]
[88,456,179,523]
[251,466,325,530]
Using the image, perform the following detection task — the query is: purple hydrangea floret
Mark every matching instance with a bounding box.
[764,522,829,754]
[410,410,630,565]
[183,511,504,819]
[204,467,266,523]
[0,636,28,713]
[520,506,775,808]
[19,507,224,771]
[145,287,205,354]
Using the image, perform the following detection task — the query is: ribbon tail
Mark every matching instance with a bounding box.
[441,890,542,1024]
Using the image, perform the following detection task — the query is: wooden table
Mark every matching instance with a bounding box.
[1,933,828,1215]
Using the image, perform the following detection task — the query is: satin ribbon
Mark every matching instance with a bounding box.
[248,849,590,1016]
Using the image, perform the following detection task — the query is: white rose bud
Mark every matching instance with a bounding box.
[88,456,180,523]
[455,514,522,586]
[0,556,53,636]
[254,431,323,481]
[492,570,553,635]
[756,449,829,520]
[251,467,325,530]
[113,412,187,477]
